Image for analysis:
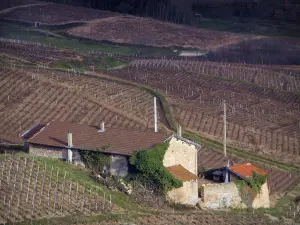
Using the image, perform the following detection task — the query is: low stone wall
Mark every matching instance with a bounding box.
[201,182,270,209]
[252,182,270,208]
[29,144,85,167]
[29,144,62,158]
[201,182,244,209]
[167,180,198,206]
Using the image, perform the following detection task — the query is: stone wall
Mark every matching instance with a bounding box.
[167,180,198,206]
[109,155,128,177]
[163,137,197,175]
[201,181,270,209]
[252,182,270,208]
[73,150,85,167]
[29,144,62,158]
[201,182,244,209]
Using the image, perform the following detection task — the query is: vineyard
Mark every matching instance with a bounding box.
[129,59,300,93]
[1,3,118,25]
[0,67,165,143]
[0,156,119,224]
[0,38,80,65]
[67,15,246,50]
[107,63,300,164]
[97,211,272,225]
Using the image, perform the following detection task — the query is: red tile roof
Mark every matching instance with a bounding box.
[230,163,268,178]
[167,165,198,182]
[27,121,168,156]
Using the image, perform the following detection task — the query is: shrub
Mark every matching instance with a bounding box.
[130,142,182,192]
[79,150,111,172]
[236,172,268,194]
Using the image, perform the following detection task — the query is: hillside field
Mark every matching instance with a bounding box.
[0,2,300,224]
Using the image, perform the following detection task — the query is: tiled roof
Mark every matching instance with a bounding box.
[22,123,47,140]
[167,165,198,182]
[27,121,168,156]
[229,163,268,178]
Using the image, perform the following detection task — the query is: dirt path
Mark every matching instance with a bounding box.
[0,2,51,15]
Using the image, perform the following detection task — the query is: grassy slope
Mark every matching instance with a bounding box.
[0,153,140,211]
[0,21,182,57]
[50,56,127,72]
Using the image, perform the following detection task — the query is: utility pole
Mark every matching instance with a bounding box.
[154,97,158,132]
[223,100,227,156]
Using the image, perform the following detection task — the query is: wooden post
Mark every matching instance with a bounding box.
[223,100,227,156]
[154,97,158,132]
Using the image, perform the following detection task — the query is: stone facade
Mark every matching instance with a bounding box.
[201,182,244,209]
[109,155,129,177]
[167,180,198,206]
[164,136,199,206]
[252,182,270,208]
[29,144,85,167]
[163,137,198,175]
[201,181,270,209]
[29,144,62,158]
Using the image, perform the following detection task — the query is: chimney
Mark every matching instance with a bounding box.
[177,124,182,137]
[67,131,73,148]
[100,121,105,131]
[154,97,158,132]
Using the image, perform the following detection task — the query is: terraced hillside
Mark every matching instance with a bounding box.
[0,67,166,144]
[107,61,300,165]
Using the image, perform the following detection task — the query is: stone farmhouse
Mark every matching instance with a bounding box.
[23,121,200,206]
[163,135,200,206]
[200,163,270,209]
[24,121,167,177]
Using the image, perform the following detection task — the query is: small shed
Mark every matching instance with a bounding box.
[200,163,270,209]
[166,165,199,206]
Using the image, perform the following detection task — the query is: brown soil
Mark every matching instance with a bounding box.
[67,15,251,51]
[0,67,166,144]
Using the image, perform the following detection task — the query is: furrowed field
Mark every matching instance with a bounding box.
[0,67,166,143]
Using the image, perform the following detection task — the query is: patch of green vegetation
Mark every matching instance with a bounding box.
[50,56,127,72]
[50,59,87,72]
[236,172,268,195]
[136,85,176,130]
[130,142,182,192]
[0,21,182,57]
[79,151,111,172]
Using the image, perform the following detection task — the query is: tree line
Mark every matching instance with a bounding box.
[41,0,191,24]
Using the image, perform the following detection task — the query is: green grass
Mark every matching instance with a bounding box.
[1,153,141,211]
[231,178,300,222]
[50,56,127,72]
[0,21,182,57]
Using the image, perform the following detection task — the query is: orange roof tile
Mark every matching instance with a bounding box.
[167,165,198,182]
[229,163,267,178]
[27,121,168,156]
